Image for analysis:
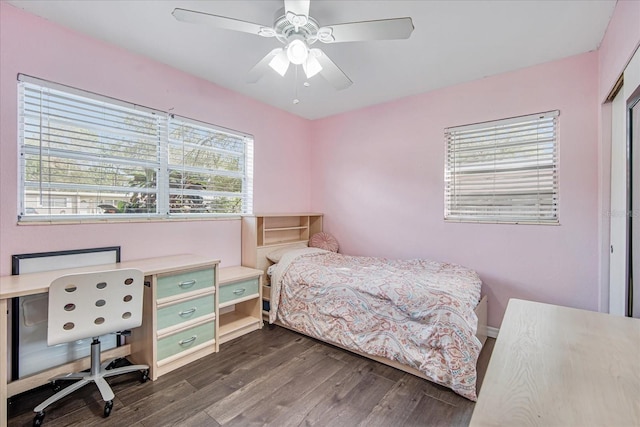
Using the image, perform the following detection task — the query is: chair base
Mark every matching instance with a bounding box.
[33,338,148,424]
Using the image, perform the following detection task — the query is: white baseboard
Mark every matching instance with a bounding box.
[487,326,499,339]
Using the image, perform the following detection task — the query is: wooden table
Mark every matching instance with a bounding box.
[470,298,640,426]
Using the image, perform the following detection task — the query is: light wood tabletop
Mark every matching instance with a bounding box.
[470,298,640,426]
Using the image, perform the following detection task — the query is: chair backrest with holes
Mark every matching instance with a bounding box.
[47,269,144,346]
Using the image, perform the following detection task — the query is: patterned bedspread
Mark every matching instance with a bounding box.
[269,248,483,401]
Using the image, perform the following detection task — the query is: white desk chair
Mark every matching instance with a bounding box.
[33,269,149,426]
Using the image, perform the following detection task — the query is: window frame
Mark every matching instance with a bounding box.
[444,110,560,225]
[17,74,254,223]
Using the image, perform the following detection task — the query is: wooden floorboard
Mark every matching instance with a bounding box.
[302,366,397,426]
[7,326,495,427]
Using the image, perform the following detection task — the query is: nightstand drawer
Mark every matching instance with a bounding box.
[157,294,215,331]
[157,267,214,300]
[219,277,259,305]
[157,321,215,361]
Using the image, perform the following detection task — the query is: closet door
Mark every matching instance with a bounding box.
[627,46,640,318]
[610,46,640,318]
[630,92,640,317]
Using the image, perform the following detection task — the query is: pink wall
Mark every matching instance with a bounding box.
[0,3,312,274]
[310,52,600,328]
[2,1,635,330]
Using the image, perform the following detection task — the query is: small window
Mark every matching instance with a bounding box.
[444,111,559,224]
[18,75,253,221]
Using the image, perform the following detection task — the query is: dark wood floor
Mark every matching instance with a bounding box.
[8,326,495,427]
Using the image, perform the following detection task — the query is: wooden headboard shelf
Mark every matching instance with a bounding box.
[241,213,323,281]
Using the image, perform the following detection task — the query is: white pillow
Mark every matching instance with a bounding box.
[266,244,307,263]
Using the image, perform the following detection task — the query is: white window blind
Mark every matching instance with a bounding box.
[167,116,253,215]
[18,75,253,221]
[444,111,559,224]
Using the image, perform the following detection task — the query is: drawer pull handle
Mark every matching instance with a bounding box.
[179,336,197,346]
[233,288,246,295]
[179,280,196,289]
[179,307,197,317]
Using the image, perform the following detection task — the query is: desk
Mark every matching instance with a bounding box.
[0,254,219,427]
[470,299,640,426]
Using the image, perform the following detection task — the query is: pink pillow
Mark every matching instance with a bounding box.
[309,232,339,252]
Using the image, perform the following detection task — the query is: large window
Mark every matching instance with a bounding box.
[444,111,559,224]
[18,75,253,221]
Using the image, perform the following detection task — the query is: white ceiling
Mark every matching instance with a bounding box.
[7,0,616,120]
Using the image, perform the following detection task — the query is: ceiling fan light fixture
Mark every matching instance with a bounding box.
[286,39,309,65]
[173,1,414,91]
[268,50,290,76]
[303,55,322,78]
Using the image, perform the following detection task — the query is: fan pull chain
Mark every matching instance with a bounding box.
[293,66,300,104]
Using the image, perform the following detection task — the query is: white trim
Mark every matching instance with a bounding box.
[487,326,499,339]
[610,91,628,316]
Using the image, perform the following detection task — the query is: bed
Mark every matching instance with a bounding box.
[264,245,487,401]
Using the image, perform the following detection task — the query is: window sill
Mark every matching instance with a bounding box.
[17,215,242,226]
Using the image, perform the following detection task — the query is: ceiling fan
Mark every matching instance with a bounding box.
[172,0,414,90]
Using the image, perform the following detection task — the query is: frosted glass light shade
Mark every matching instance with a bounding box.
[268,50,290,76]
[286,39,308,65]
[303,55,322,78]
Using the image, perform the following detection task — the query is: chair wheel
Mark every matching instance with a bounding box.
[140,369,149,383]
[33,411,45,426]
[51,381,61,393]
[104,400,113,418]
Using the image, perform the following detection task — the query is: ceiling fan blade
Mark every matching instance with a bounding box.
[247,49,284,83]
[172,8,272,36]
[311,49,352,90]
[284,0,310,19]
[318,17,414,43]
